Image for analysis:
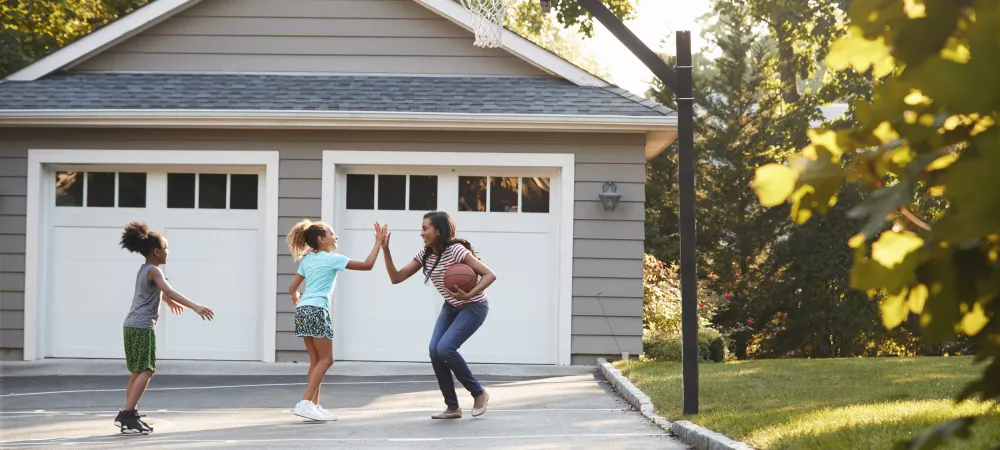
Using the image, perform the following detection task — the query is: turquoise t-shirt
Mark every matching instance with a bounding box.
[296,251,350,310]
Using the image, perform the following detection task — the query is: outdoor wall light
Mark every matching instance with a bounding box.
[599,181,622,211]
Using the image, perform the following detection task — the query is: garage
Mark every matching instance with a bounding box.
[324,151,573,365]
[26,150,279,362]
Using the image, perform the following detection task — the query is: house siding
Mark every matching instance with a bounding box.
[72,0,550,77]
[0,128,645,364]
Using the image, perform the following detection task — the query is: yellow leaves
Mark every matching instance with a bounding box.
[959,302,989,335]
[904,90,932,106]
[805,129,843,159]
[881,290,909,329]
[908,284,928,314]
[903,0,927,18]
[848,234,867,249]
[873,122,901,145]
[926,153,958,171]
[940,36,971,63]
[872,231,924,268]
[752,164,798,207]
[942,113,995,136]
[827,26,896,78]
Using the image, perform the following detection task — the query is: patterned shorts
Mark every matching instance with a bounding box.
[123,327,156,373]
[295,305,334,340]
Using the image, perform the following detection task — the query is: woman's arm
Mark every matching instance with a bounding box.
[449,253,497,299]
[379,224,421,284]
[288,274,304,305]
[149,267,214,320]
[383,248,422,284]
[346,222,385,271]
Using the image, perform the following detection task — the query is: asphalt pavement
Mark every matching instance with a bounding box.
[0,372,687,448]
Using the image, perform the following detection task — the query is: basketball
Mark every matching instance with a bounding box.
[444,263,478,292]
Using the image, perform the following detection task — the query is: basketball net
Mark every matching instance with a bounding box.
[459,0,511,48]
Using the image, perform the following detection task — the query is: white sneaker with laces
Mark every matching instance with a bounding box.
[291,400,329,421]
[315,404,338,421]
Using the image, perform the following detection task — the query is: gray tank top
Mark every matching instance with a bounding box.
[123,263,161,329]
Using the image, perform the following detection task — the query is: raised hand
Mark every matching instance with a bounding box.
[380,223,391,250]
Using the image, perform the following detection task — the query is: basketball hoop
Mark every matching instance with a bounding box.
[459,0,512,48]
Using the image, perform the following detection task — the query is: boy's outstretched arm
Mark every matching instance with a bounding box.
[149,266,214,320]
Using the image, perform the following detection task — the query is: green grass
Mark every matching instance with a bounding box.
[614,357,999,450]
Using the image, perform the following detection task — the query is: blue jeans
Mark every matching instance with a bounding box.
[428,301,489,410]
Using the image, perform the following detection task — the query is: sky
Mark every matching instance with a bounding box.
[588,0,713,96]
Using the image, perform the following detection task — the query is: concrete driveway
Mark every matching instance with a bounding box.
[0,362,685,448]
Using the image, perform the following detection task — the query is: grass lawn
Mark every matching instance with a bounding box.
[615,357,999,450]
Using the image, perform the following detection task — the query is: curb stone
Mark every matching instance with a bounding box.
[596,358,754,450]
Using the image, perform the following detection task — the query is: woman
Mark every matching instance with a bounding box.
[380,211,497,419]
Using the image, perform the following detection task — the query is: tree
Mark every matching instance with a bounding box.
[751,185,885,358]
[538,0,637,38]
[505,0,610,78]
[752,0,999,447]
[1,0,151,77]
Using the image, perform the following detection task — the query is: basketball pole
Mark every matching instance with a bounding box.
[574,0,699,415]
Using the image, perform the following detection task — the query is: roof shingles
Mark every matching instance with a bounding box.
[0,73,674,117]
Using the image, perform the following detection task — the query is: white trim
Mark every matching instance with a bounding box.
[320,151,576,366]
[412,0,608,87]
[0,110,676,133]
[22,150,279,363]
[5,0,204,81]
[4,0,607,88]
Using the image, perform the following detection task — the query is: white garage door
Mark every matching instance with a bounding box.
[333,166,559,364]
[45,168,264,361]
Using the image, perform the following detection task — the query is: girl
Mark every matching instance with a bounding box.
[116,221,215,435]
[286,219,385,421]
[380,211,497,419]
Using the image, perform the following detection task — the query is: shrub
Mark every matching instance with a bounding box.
[643,327,728,362]
[643,254,723,334]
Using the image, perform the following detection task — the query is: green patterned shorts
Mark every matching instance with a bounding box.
[123,327,156,373]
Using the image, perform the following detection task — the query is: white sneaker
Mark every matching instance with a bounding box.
[291,400,329,421]
[315,404,338,421]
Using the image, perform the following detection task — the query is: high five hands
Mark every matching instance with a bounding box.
[376,223,391,250]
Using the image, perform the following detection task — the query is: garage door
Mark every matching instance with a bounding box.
[45,168,264,361]
[333,166,559,364]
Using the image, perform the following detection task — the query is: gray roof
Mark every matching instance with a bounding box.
[0,73,674,117]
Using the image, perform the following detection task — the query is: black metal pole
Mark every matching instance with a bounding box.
[675,30,699,415]
[572,0,698,415]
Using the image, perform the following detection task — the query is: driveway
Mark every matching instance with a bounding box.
[0,370,686,448]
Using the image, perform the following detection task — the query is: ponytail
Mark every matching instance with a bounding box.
[287,219,330,261]
[119,221,164,256]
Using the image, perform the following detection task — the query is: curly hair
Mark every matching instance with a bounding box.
[287,219,331,261]
[119,221,165,256]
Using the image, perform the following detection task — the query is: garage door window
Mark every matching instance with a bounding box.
[168,173,259,210]
[458,176,550,213]
[55,171,147,208]
[347,174,438,211]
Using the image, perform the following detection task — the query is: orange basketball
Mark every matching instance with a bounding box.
[443,263,478,292]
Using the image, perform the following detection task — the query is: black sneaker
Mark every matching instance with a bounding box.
[118,410,150,435]
[137,412,154,431]
[113,410,124,428]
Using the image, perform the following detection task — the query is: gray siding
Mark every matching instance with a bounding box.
[0,149,26,360]
[73,0,550,77]
[0,128,644,364]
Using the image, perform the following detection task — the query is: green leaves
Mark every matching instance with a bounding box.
[753,0,1000,447]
